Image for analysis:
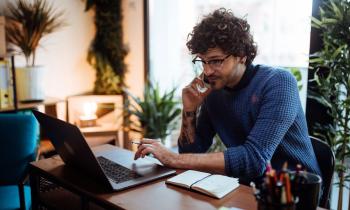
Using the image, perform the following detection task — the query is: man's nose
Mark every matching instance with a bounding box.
[203,64,215,76]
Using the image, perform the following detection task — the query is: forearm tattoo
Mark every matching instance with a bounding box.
[179,111,197,146]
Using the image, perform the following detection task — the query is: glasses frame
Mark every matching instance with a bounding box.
[192,54,231,70]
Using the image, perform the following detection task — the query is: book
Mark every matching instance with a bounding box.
[0,60,10,109]
[0,16,5,57]
[166,170,239,199]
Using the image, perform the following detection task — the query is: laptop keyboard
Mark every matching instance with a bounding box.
[97,156,142,184]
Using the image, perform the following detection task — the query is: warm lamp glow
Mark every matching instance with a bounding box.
[79,102,97,127]
[82,102,97,119]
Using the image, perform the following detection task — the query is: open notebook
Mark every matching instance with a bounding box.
[166,170,239,199]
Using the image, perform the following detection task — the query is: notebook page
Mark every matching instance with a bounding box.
[192,174,239,198]
[166,170,211,188]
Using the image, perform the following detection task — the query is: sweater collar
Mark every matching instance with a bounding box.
[224,64,258,92]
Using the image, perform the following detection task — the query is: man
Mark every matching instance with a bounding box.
[135,8,321,184]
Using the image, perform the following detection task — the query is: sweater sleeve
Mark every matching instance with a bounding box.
[178,100,216,153]
[224,70,299,179]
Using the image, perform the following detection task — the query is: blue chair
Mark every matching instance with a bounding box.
[0,113,39,210]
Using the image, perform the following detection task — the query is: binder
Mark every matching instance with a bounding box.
[0,60,9,108]
[0,16,5,57]
[0,59,13,109]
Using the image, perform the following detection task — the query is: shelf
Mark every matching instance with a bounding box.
[0,106,16,112]
[0,97,64,112]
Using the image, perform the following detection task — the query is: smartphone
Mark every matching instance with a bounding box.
[196,74,210,93]
[203,74,209,84]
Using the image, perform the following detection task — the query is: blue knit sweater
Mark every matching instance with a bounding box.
[179,64,321,182]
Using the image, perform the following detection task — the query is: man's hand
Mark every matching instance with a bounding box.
[182,75,212,112]
[179,75,212,146]
[135,138,226,174]
[134,138,178,168]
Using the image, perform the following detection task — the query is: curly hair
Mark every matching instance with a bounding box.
[186,8,257,65]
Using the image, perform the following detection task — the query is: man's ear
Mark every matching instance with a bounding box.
[240,56,247,64]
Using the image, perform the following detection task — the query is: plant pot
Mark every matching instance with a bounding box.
[15,66,45,102]
[162,135,172,148]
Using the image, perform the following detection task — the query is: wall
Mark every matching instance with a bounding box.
[123,0,145,98]
[0,0,145,100]
[122,0,145,144]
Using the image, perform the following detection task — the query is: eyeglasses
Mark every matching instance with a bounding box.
[192,54,231,71]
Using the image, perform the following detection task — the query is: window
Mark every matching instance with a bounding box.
[148,0,313,110]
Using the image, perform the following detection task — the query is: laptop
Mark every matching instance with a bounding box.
[32,110,176,191]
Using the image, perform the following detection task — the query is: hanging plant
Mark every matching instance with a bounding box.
[85,0,127,94]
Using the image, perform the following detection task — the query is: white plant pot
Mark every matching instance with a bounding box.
[15,66,45,102]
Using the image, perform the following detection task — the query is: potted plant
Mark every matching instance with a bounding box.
[6,0,64,102]
[123,82,181,146]
[308,0,350,209]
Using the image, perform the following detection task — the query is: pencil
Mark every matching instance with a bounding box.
[131,139,161,145]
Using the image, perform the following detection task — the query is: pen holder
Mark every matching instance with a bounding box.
[257,196,296,210]
[291,171,321,210]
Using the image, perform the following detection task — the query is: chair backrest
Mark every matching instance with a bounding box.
[0,113,38,184]
[310,136,335,208]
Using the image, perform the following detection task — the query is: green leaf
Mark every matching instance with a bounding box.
[323,18,338,24]
[309,57,324,64]
[308,95,332,108]
[311,16,322,28]
[288,67,303,91]
[330,0,342,19]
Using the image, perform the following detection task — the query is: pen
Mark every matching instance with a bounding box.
[131,139,161,145]
[131,141,142,145]
[284,172,292,203]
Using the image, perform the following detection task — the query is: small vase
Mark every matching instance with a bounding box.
[15,66,45,102]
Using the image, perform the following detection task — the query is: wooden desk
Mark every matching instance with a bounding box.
[29,145,326,210]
